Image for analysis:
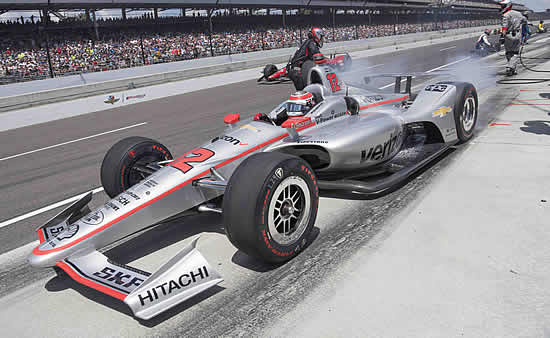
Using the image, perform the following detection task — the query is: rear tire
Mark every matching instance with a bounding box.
[263,64,278,81]
[223,152,319,264]
[100,136,172,198]
[438,82,478,143]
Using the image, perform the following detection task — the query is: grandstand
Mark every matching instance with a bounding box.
[0,0,527,84]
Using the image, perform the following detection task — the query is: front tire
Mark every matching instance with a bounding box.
[223,152,319,264]
[100,136,172,198]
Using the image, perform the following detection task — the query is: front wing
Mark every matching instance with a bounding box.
[57,237,222,320]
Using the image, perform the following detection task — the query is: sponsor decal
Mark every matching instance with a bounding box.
[115,195,131,206]
[105,202,119,211]
[296,139,328,144]
[82,210,104,226]
[314,110,347,124]
[104,95,120,105]
[125,191,141,201]
[358,95,384,105]
[93,267,145,289]
[445,128,456,137]
[125,94,146,100]
[425,84,448,92]
[143,179,158,188]
[361,132,402,162]
[240,124,260,132]
[433,106,452,118]
[55,223,79,240]
[275,168,284,179]
[136,267,209,306]
[212,135,247,146]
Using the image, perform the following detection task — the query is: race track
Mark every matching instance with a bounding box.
[1,33,549,337]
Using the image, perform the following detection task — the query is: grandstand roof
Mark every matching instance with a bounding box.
[0,0,499,10]
[0,0,527,12]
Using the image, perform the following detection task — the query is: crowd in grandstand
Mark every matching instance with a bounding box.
[0,17,498,83]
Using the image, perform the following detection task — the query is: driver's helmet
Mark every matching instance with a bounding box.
[311,28,325,48]
[496,0,512,14]
[286,91,316,117]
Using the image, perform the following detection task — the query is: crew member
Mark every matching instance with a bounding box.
[538,21,546,33]
[497,0,525,76]
[289,28,326,90]
[521,11,530,44]
[476,29,492,50]
[291,28,325,66]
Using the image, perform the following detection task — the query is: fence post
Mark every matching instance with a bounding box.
[140,34,146,65]
[208,10,214,57]
[42,9,55,78]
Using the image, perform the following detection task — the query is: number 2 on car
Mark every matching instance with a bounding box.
[171,148,215,173]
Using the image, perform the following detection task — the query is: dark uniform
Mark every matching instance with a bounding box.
[291,39,321,66]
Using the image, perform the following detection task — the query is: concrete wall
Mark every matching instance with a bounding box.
[0,25,496,112]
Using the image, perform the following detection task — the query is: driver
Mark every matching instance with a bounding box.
[291,28,325,66]
[475,29,492,50]
[255,91,316,125]
[285,91,316,117]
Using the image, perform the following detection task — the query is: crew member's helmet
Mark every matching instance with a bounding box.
[311,28,325,48]
[484,28,491,35]
[496,0,512,14]
[285,91,316,117]
[523,11,529,19]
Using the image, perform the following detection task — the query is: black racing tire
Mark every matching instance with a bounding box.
[223,152,319,264]
[438,82,478,143]
[263,64,278,81]
[343,53,352,71]
[300,60,315,88]
[100,136,172,198]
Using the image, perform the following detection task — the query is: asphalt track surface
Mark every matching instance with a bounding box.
[1,33,549,337]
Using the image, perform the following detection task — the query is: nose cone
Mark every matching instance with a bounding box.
[28,245,57,268]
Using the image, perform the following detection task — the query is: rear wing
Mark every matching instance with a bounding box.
[363,72,451,96]
[57,237,222,320]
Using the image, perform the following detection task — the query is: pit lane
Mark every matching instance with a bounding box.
[0,34,548,337]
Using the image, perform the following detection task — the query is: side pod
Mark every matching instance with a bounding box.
[56,237,223,320]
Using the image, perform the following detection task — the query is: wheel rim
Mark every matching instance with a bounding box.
[268,176,311,246]
[462,94,476,133]
[127,154,162,187]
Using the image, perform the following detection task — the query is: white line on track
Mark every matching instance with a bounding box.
[535,37,550,44]
[440,46,457,51]
[0,187,104,229]
[0,122,148,162]
[378,77,413,90]
[377,57,471,89]
[425,56,471,73]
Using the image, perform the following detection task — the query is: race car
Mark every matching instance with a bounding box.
[28,62,478,320]
[259,52,352,88]
[471,41,501,57]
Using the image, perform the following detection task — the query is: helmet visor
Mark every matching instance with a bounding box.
[286,103,310,114]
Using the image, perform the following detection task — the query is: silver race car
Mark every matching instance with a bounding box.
[28,63,478,319]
